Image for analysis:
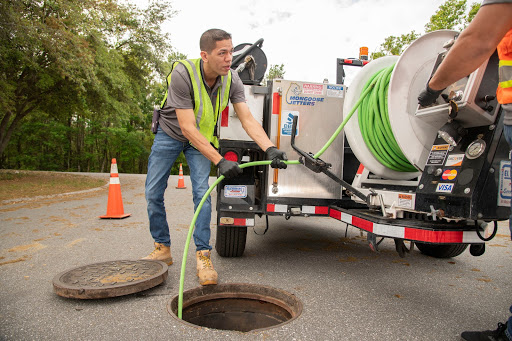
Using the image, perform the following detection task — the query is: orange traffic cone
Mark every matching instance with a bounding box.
[176,163,186,189]
[99,158,131,219]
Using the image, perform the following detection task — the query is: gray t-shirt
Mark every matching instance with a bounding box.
[481,0,512,5]
[158,60,245,142]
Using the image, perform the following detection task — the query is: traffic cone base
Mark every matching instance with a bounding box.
[100,158,131,219]
[176,163,186,189]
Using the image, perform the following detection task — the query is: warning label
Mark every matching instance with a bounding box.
[326,85,344,98]
[302,83,324,95]
[398,194,413,208]
[426,144,450,166]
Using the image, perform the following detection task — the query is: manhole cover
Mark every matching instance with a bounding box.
[53,260,168,299]
[168,283,302,332]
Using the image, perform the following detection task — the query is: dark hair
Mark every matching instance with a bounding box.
[200,29,232,53]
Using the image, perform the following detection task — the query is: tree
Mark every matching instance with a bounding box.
[370,31,420,59]
[371,0,480,60]
[265,64,286,82]
[0,0,174,164]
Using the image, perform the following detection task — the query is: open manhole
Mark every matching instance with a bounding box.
[168,283,302,332]
[53,260,168,299]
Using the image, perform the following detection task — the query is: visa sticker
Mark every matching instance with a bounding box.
[436,183,454,193]
[441,169,458,181]
[224,185,247,198]
[445,154,464,167]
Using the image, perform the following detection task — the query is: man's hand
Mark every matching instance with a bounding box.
[265,146,288,169]
[418,84,445,107]
[217,158,243,178]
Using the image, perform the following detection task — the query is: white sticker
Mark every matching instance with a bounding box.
[445,154,464,167]
[302,83,324,95]
[436,183,454,193]
[281,110,299,136]
[224,185,247,198]
[498,160,511,207]
[398,194,413,208]
[326,85,344,98]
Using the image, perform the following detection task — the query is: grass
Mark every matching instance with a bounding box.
[0,170,107,202]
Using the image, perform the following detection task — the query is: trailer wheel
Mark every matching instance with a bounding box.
[415,243,468,258]
[215,225,247,257]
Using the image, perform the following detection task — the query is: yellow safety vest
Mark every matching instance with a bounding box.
[161,59,232,148]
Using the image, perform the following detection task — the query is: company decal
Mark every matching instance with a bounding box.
[281,111,299,136]
[426,144,450,166]
[445,154,464,167]
[302,83,324,95]
[326,85,344,98]
[398,194,413,208]
[224,185,247,198]
[286,83,325,106]
[498,160,511,207]
[441,169,458,181]
[436,183,454,193]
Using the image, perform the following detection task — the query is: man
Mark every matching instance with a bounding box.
[143,29,287,286]
[418,2,512,340]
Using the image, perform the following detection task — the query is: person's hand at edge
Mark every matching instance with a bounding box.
[216,158,243,178]
[265,146,288,169]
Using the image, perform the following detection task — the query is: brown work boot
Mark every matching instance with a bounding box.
[142,242,173,265]
[196,250,218,285]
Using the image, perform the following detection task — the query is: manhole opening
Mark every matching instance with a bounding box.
[168,283,302,332]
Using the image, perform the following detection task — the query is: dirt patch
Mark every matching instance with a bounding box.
[0,256,31,266]
[8,242,47,252]
[0,170,106,202]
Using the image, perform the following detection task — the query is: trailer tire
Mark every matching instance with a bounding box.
[415,243,468,258]
[215,225,247,257]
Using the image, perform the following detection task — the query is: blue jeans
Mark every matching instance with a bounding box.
[145,127,212,251]
[503,124,512,239]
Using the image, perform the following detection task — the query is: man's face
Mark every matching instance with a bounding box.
[203,39,233,76]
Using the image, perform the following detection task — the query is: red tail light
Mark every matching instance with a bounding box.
[224,151,238,162]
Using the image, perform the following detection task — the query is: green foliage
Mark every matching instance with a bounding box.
[372,0,480,60]
[0,0,185,174]
[370,31,420,59]
[264,64,286,84]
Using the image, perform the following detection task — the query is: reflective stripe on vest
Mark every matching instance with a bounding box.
[160,59,231,147]
[497,28,512,104]
[499,60,512,88]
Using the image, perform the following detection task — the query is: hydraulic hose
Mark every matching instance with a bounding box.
[358,65,416,172]
[178,160,300,319]
[178,74,383,318]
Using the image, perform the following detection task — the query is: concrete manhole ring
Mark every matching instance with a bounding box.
[53,260,168,299]
[168,283,303,332]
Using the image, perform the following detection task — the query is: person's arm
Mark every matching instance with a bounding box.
[233,101,288,168]
[175,108,223,165]
[232,101,274,151]
[429,3,512,91]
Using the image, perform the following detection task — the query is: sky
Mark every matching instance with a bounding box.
[128,0,447,84]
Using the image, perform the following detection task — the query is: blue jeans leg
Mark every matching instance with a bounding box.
[145,129,184,247]
[504,124,512,239]
[183,144,213,251]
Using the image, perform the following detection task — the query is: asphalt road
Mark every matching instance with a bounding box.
[0,173,511,341]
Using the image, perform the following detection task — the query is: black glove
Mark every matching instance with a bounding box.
[265,146,288,169]
[418,83,445,107]
[217,158,242,178]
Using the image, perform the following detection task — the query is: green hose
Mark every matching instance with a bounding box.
[178,159,300,319]
[177,67,409,318]
[358,65,416,172]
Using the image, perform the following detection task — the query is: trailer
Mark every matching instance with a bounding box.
[215,31,509,259]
